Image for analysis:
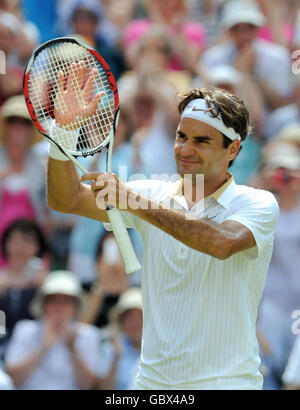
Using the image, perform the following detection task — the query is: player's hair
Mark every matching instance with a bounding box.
[1,218,48,259]
[177,87,252,167]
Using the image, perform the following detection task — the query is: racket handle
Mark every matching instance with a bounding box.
[107,208,141,274]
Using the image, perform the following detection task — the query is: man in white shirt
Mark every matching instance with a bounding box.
[46,65,279,389]
[201,0,292,136]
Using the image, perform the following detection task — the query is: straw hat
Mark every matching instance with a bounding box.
[30,270,83,317]
[276,123,300,145]
[264,141,300,170]
[221,0,265,30]
[110,287,142,323]
[0,95,42,145]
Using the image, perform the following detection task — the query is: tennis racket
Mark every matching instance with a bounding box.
[23,36,141,274]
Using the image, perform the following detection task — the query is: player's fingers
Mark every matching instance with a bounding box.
[78,60,85,89]
[83,68,97,102]
[57,71,65,93]
[80,172,104,182]
[83,91,103,117]
[66,62,78,92]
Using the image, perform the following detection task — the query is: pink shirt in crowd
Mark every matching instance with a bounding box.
[122,19,206,71]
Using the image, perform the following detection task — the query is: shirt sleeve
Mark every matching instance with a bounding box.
[224,189,280,260]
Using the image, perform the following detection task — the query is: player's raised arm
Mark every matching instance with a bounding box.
[46,62,108,223]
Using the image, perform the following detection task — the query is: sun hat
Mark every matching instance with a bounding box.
[264,141,300,170]
[30,270,83,317]
[208,65,242,87]
[0,95,42,144]
[276,123,300,145]
[110,287,142,323]
[220,0,265,30]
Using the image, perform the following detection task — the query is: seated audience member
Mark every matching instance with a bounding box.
[122,0,206,73]
[201,0,292,135]
[252,141,300,389]
[282,333,300,389]
[98,287,142,390]
[256,0,297,48]
[0,219,48,355]
[0,10,39,102]
[5,270,100,390]
[68,1,125,80]
[0,95,46,267]
[267,76,300,140]
[98,0,138,47]
[80,232,129,328]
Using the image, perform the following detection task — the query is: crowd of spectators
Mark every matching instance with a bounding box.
[0,0,300,390]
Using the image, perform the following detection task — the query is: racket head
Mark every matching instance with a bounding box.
[23,37,119,157]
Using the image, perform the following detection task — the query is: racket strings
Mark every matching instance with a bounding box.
[27,41,115,154]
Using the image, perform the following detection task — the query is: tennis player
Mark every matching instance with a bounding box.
[47,82,279,389]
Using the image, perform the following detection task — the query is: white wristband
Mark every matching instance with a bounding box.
[48,142,69,161]
[48,121,80,161]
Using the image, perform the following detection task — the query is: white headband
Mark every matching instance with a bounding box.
[181,98,241,141]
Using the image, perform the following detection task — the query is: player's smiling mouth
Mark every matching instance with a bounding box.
[178,157,202,164]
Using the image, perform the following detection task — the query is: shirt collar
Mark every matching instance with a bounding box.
[170,172,236,209]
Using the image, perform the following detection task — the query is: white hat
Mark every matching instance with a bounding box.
[30,270,82,317]
[0,95,42,144]
[277,123,300,145]
[221,0,265,30]
[265,142,300,170]
[110,288,142,322]
[208,65,242,87]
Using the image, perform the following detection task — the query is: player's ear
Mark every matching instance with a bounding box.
[227,140,240,161]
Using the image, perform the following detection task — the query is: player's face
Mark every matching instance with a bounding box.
[174,117,237,182]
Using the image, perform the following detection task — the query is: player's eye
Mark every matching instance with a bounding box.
[176,131,186,140]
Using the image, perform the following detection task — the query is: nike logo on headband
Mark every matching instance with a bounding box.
[192,106,213,112]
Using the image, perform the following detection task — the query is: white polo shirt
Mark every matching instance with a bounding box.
[110,175,279,390]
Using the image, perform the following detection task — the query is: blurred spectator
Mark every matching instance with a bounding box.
[282,333,300,389]
[201,0,292,136]
[252,140,300,389]
[0,219,49,356]
[99,0,139,47]
[5,270,100,389]
[59,0,125,80]
[186,0,224,45]
[98,287,142,390]
[0,95,46,266]
[122,0,206,73]
[79,231,129,327]
[256,0,299,49]
[118,31,180,177]
[0,96,46,266]
[0,3,40,103]
[267,76,300,140]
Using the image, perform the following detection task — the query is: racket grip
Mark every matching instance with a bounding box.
[107,208,141,274]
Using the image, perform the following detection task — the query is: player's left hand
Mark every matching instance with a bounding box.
[80,172,134,210]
